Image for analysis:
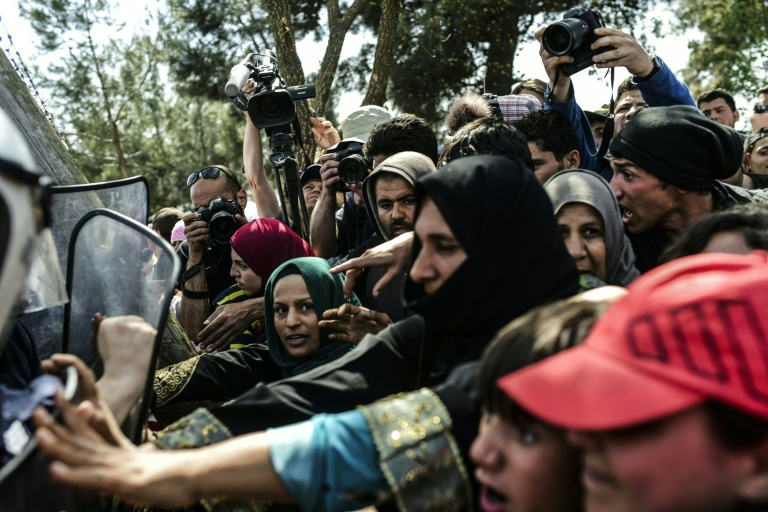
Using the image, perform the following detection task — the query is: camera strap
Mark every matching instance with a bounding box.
[595,67,616,159]
[291,116,313,165]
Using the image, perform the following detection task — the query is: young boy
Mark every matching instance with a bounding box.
[499,251,768,512]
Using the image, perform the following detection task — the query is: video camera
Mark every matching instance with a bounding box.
[326,138,370,193]
[542,7,608,76]
[226,50,316,130]
[225,50,314,240]
[198,198,241,246]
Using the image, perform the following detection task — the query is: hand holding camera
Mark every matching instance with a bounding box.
[184,199,245,260]
[588,27,655,77]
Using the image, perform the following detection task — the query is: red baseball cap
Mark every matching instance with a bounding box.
[498,251,768,430]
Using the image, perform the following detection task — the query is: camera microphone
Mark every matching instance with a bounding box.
[225,61,252,97]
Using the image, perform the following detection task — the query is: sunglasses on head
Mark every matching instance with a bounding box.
[187,166,241,188]
[753,105,768,114]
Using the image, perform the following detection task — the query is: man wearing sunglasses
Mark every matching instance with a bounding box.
[743,128,768,178]
[749,85,768,132]
[178,165,252,352]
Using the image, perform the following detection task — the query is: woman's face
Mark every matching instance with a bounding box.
[470,411,582,512]
[558,203,607,282]
[410,197,468,294]
[272,274,321,359]
[230,248,263,296]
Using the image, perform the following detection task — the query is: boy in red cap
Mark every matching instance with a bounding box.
[499,251,768,512]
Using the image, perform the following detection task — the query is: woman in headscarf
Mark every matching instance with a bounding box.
[118,155,580,437]
[264,257,361,379]
[33,282,617,512]
[544,169,640,288]
[212,218,315,350]
[153,218,314,411]
[34,156,581,509]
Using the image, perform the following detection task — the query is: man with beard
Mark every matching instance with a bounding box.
[340,151,435,321]
[609,105,768,272]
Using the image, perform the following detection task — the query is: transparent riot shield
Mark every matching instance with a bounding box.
[63,209,179,444]
[19,176,149,360]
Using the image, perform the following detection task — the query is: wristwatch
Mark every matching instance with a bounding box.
[635,55,662,83]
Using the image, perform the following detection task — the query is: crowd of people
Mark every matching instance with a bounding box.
[3,16,768,512]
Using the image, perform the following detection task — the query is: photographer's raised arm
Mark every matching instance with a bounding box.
[178,212,211,343]
[243,115,281,219]
[309,153,342,258]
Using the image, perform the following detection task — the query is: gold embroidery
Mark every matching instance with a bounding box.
[358,388,474,512]
[153,356,201,408]
[153,408,233,451]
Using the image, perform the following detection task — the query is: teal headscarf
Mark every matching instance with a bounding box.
[264,257,362,378]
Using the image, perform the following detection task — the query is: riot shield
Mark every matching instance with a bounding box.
[19,176,149,360]
[62,209,179,444]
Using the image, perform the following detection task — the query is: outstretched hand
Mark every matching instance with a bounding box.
[310,116,341,150]
[331,232,414,299]
[34,391,198,506]
[197,298,264,353]
[40,354,131,449]
[319,303,393,345]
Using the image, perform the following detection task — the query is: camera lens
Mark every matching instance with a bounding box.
[259,94,286,119]
[209,213,237,245]
[543,18,589,56]
[338,155,368,184]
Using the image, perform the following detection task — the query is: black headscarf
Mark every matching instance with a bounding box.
[404,155,580,376]
[157,156,581,441]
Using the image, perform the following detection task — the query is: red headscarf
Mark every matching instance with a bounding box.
[230,218,314,297]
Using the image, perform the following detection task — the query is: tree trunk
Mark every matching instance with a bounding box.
[485,23,518,95]
[265,0,314,168]
[313,0,367,118]
[362,0,401,106]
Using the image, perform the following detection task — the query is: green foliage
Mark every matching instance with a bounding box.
[674,0,768,97]
[338,0,656,125]
[21,0,251,209]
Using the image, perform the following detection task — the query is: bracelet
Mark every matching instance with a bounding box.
[182,263,202,282]
[182,287,209,299]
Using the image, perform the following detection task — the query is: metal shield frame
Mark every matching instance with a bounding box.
[62,208,179,444]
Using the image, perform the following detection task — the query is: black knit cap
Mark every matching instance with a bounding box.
[609,105,743,190]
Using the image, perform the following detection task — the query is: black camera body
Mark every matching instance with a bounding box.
[198,198,241,246]
[327,138,369,193]
[227,50,316,130]
[542,7,608,76]
[248,83,316,130]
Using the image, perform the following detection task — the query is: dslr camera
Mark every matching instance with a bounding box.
[542,7,608,76]
[225,50,316,130]
[198,198,241,246]
[326,138,370,192]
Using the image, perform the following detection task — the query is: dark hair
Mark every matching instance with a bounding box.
[661,204,768,263]
[512,109,579,162]
[697,89,737,112]
[705,401,768,451]
[438,117,532,169]
[477,297,611,425]
[512,78,547,96]
[616,77,638,103]
[444,93,493,136]
[364,114,438,164]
